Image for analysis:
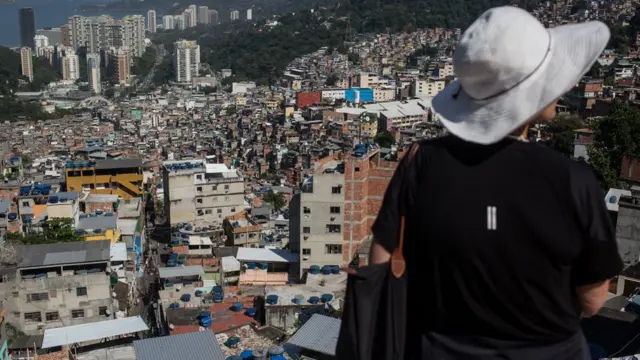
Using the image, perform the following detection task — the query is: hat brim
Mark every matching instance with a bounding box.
[432,21,611,145]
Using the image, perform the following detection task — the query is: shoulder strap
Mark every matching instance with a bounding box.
[391,143,420,279]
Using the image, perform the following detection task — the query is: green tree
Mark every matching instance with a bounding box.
[264,190,285,212]
[588,102,640,188]
[545,115,583,156]
[9,218,83,244]
[374,130,396,148]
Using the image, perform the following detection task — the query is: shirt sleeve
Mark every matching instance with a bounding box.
[371,146,416,254]
[570,161,624,286]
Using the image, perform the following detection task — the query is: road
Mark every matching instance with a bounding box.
[139,44,168,91]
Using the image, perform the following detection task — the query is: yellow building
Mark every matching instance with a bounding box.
[77,215,121,244]
[66,159,143,199]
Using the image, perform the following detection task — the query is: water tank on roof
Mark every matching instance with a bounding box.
[24,217,32,224]
[245,308,257,317]
[309,265,320,275]
[267,346,284,356]
[321,265,332,275]
[213,286,223,294]
[213,294,224,303]
[258,263,268,270]
[231,302,243,312]
[269,355,285,360]
[93,229,103,234]
[226,337,240,347]
[200,315,211,328]
[609,195,617,204]
[95,210,104,215]
[168,302,180,309]
[7,213,17,221]
[321,294,333,303]
[226,357,242,360]
[180,293,191,302]
[331,265,340,274]
[239,350,253,359]
[308,296,320,304]
[252,348,267,360]
[185,225,193,231]
[49,196,59,204]
[292,295,304,305]
[246,262,256,270]
[266,295,278,305]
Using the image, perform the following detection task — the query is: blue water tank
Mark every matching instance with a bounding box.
[226,356,242,360]
[609,195,617,204]
[292,295,304,305]
[95,210,104,215]
[195,290,203,297]
[7,213,17,220]
[266,295,279,305]
[226,337,240,346]
[308,296,320,304]
[180,294,191,302]
[258,263,268,270]
[169,302,180,309]
[200,316,211,328]
[231,302,243,312]
[331,265,340,274]
[321,265,331,275]
[213,294,224,303]
[321,294,333,302]
[245,308,257,317]
[270,356,285,360]
[213,286,223,294]
[240,350,253,359]
[247,262,256,270]
[309,265,320,274]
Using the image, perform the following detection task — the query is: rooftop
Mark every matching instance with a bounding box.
[159,265,204,278]
[77,215,118,230]
[165,297,257,335]
[18,240,111,269]
[134,330,225,360]
[287,314,341,356]
[42,316,148,349]
[236,248,299,263]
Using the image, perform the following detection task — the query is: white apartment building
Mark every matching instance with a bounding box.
[162,15,175,30]
[198,6,209,24]
[173,39,200,83]
[162,159,245,227]
[246,8,252,20]
[0,240,114,335]
[412,79,446,97]
[374,87,395,102]
[67,15,145,57]
[175,14,187,30]
[292,161,345,276]
[61,54,80,81]
[230,10,240,21]
[147,10,156,33]
[188,5,198,26]
[34,34,49,56]
[87,53,101,94]
[20,47,33,82]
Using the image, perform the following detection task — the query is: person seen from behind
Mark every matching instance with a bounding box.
[370,6,624,360]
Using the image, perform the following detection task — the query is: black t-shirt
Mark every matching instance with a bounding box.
[371,136,623,358]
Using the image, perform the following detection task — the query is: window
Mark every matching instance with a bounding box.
[197,210,204,216]
[45,312,59,322]
[197,198,203,204]
[28,292,49,301]
[303,207,311,214]
[76,287,88,296]
[212,185,218,191]
[224,185,230,190]
[330,206,341,214]
[326,224,341,233]
[71,309,85,318]
[231,207,236,213]
[197,186,203,192]
[331,186,342,194]
[355,167,361,172]
[196,174,202,180]
[303,226,311,234]
[224,196,230,202]
[205,209,212,215]
[303,248,311,255]
[325,244,343,254]
[24,312,42,323]
[99,306,109,316]
[217,209,222,214]
[21,201,30,207]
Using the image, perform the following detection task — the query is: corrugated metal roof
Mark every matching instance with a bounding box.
[77,216,118,230]
[236,248,299,263]
[159,265,204,278]
[133,330,225,360]
[18,240,111,268]
[41,316,149,349]
[287,314,340,356]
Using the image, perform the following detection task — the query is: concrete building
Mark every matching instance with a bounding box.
[198,6,209,24]
[223,211,262,247]
[60,24,71,46]
[147,10,156,33]
[20,47,33,82]
[111,47,131,84]
[412,79,446,97]
[230,10,240,21]
[36,27,61,45]
[19,8,36,49]
[175,14,187,30]
[208,10,219,25]
[0,302,7,360]
[162,159,244,227]
[67,14,145,57]
[87,53,101,94]
[61,54,80,81]
[188,5,198,27]
[65,159,144,199]
[246,8,252,20]
[290,147,401,276]
[162,15,175,30]
[33,35,49,55]
[173,40,200,83]
[0,240,114,335]
[122,15,145,58]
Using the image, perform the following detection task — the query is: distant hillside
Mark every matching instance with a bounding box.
[0,46,24,96]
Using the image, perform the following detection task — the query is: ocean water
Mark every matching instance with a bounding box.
[0,0,149,47]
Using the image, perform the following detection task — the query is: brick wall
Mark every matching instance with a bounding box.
[296,91,321,109]
[342,151,398,264]
[621,156,640,183]
[186,257,219,267]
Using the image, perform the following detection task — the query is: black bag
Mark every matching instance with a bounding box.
[336,143,419,360]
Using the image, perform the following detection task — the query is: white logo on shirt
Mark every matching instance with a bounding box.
[487,206,497,230]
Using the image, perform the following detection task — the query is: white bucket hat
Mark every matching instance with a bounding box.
[432,6,610,145]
